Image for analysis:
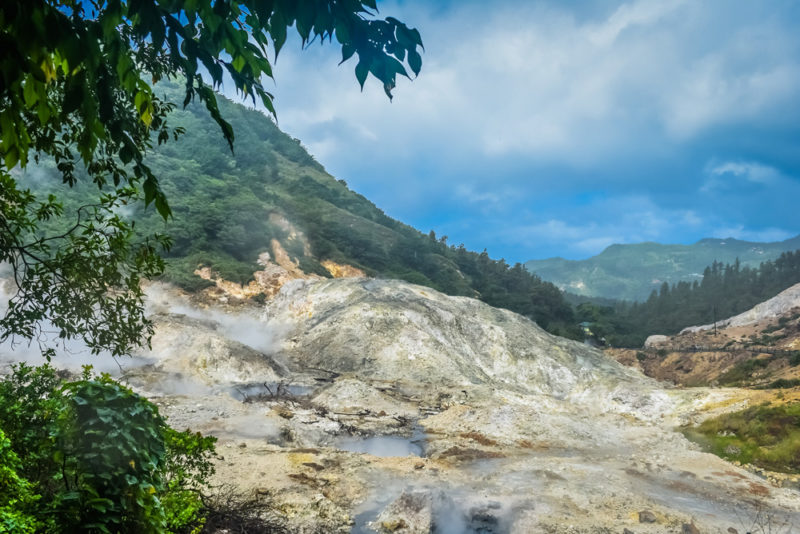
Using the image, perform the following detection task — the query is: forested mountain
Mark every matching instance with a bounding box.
[22,79,578,338]
[525,237,800,301]
[575,250,800,347]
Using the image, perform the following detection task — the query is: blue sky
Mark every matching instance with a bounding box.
[243,0,800,262]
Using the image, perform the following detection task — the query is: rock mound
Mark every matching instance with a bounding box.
[266,278,657,403]
[124,312,287,395]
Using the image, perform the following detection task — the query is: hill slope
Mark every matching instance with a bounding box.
[525,236,800,301]
[20,79,577,337]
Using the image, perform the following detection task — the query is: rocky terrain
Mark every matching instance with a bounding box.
[4,278,800,533]
[610,283,800,387]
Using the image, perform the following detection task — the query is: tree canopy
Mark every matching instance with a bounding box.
[0,0,423,357]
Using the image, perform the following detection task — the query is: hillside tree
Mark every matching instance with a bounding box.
[0,0,423,357]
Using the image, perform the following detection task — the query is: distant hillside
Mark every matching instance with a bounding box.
[22,79,578,338]
[573,251,800,348]
[525,237,800,301]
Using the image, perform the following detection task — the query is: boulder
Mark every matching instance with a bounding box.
[644,335,669,348]
[372,491,433,534]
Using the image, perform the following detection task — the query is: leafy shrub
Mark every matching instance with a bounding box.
[0,364,218,534]
[162,428,217,534]
[0,429,42,533]
[296,256,333,278]
[635,352,647,362]
[762,323,781,334]
[56,373,168,532]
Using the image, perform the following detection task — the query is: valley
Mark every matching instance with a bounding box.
[2,85,800,533]
[5,277,800,533]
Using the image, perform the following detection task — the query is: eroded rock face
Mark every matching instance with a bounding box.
[265,278,667,416]
[134,313,287,387]
[194,246,322,302]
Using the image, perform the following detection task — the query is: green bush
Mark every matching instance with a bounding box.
[162,428,218,534]
[0,429,42,533]
[0,364,218,534]
[56,373,168,532]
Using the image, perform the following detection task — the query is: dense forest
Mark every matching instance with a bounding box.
[575,250,800,347]
[22,79,580,339]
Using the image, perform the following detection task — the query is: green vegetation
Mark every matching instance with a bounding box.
[23,79,580,339]
[1,0,422,357]
[684,403,800,473]
[0,429,40,533]
[763,378,800,389]
[573,252,800,347]
[710,349,800,388]
[527,236,800,302]
[0,364,217,533]
[717,357,773,386]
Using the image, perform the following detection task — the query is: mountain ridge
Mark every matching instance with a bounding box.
[526,234,800,301]
[22,79,579,338]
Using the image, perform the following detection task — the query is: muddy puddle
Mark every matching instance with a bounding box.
[338,425,427,457]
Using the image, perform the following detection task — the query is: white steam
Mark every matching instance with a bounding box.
[144,283,288,356]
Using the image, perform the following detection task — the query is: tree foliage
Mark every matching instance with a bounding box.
[0,428,41,533]
[575,250,800,347]
[0,363,218,533]
[0,0,423,357]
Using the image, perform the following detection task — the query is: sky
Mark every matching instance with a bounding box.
[239,0,800,263]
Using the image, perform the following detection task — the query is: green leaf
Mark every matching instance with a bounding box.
[23,79,38,108]
[143,176,157,206]
[232,55,246,72]
[119,145,134,164]
[408,49,422,77]
[270,11,287,57]
[334,21,350,44]
[154,191,171,220]
[339,43,356,65]
[3,146,18,169]
[63,79,83,114]
[355,59,369,90]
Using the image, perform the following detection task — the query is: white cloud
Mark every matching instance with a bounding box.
[488,194,763,258]
[216,1,800,260]
[711,226,794,243]
[710,161,779,183]
[267,0,800,171]
[701,160,782,192]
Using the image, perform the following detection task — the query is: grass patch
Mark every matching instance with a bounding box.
[759,378,800,389]
[717,356,773,386]
[683,402,800,473]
